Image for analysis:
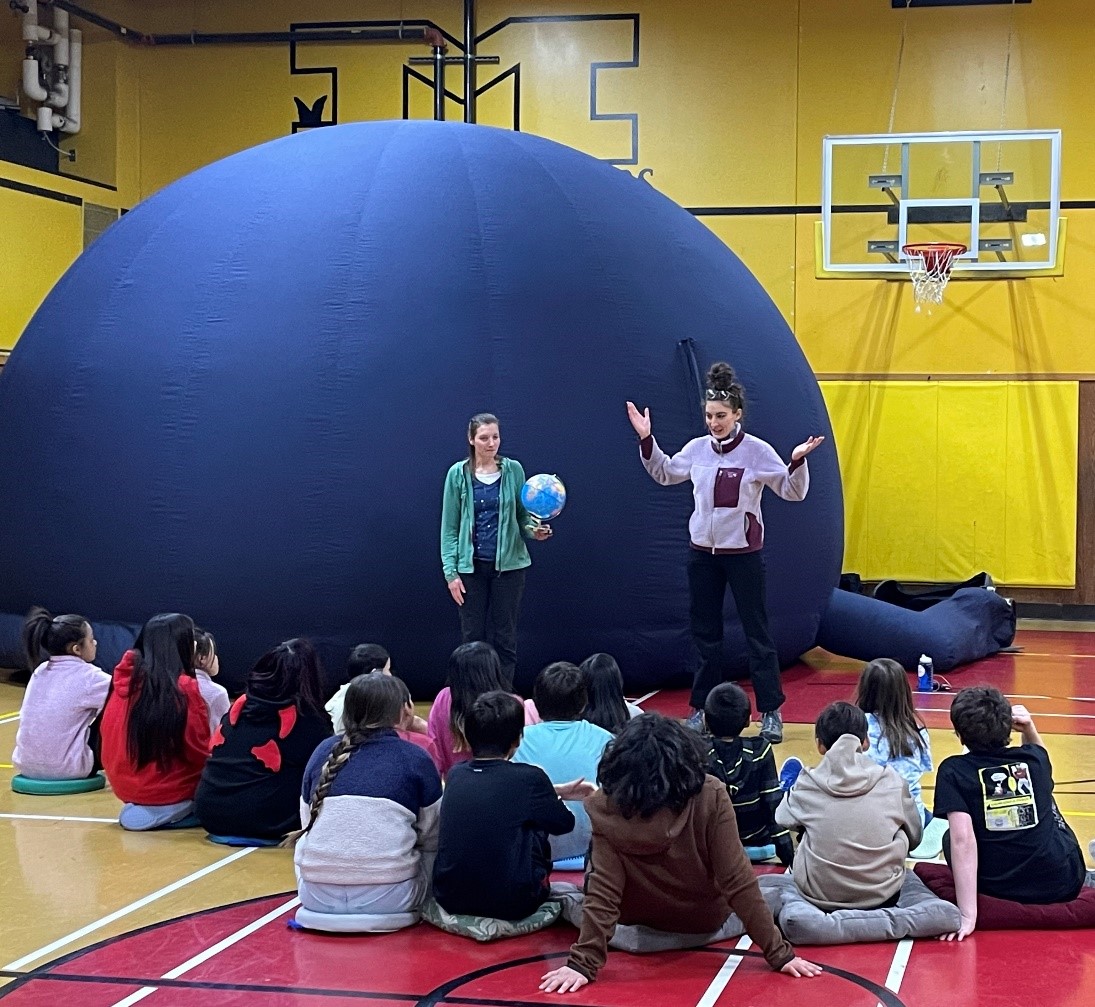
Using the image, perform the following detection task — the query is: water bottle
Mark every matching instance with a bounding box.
[917,654,934,693]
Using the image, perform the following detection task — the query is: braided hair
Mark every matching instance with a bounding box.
[282,673,406,846]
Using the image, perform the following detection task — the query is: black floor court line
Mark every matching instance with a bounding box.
[0,966,606,1006]
[0,947,908,1007]
[416,948,909,1007]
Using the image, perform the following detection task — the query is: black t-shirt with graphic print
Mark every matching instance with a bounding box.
[934,743,1085,904]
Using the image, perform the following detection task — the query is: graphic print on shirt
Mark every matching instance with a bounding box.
[979,762,1038,831]
[713,467,744,509]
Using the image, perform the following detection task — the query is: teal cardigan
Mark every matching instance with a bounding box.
[440,457,534,582]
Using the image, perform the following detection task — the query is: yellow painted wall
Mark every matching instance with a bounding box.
[822,380,1078,587]
[2,0,1090,584]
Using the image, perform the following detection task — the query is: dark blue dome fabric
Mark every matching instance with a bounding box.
[0,121,842,695]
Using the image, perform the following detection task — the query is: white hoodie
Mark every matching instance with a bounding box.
[775,734,922,910]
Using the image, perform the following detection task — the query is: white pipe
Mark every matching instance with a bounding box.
[36,104,53,131]
[59,29,80,134]
[22,56,47,102]
[21,1,52,44]
[53,9,69,67]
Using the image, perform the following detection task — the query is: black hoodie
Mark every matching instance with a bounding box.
[195,694,332,840]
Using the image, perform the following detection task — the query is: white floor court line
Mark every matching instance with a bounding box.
[0,813,117,823]
[878,938,914,1007]
[107,895,300,1007]
[0,714,20,725]
[4,846,257,970]
[631,690,659,706]
[917,707,1095,720]
[695,935,751,1007]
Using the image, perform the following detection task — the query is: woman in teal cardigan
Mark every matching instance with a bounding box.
[440,413,552,680]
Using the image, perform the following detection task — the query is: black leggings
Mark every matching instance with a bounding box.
[687,548,784,713]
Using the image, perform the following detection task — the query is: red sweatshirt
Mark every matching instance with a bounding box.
[101,650,211,805]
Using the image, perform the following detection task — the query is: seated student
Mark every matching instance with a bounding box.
[433,691,589,921]
[194,628,230,735]
[854,658,933,824]
[934,689,1092,941]
[579,653,643,734]
[327,645,434,761]
[13,607,110,780]
[286,674,441,918]
[427,642,535,778]
[540,714,820,995]
[513,662,613,862]
[703,683,794,866]
[775,701,922,911]
[195,638,333,841]
[101,613,211,830]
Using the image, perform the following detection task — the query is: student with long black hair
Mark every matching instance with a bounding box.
[100,613,210,830]
[427,641,535,777]
[579,653,642,735]
[196,638,332,841]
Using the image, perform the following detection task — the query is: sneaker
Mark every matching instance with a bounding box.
[778,756,803,791]
[759,709,784,745]
[685,709,705,731]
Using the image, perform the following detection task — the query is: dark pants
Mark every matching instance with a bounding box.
[687,548,784,713]
[459,560,526,682]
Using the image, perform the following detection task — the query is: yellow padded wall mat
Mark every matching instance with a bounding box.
[0,187,82,352]
[821,381,1077,587]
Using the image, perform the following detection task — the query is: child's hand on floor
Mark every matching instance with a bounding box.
[555,778,596,801]
[939,912,976,942]
[780,957,823,977]
[539,965,588,993]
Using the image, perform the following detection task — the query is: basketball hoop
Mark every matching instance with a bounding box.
[902,242,966,311]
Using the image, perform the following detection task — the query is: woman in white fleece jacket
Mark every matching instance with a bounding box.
[626,362,824,744]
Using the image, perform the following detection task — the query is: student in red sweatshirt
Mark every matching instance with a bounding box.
[540,714,821,994]
[101,613,210,831]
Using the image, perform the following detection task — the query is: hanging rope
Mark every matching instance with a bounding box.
[996,0,1019,169]
[881,0,915,174]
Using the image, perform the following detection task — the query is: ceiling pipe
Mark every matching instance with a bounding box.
[49,2,431,46]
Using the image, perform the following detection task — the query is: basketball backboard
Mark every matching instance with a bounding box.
[818,129,1063,279]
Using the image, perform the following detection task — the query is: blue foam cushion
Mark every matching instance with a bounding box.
[207,834,281,848]
[12,773,106,795]
[816,587,1015,672]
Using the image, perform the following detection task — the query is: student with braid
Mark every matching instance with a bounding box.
[287,674,442,920]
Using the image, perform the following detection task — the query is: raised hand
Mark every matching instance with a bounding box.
[555,778,596,801]
[626,401,651,439]
[791,435,825,462]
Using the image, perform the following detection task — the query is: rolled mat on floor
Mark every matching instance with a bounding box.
[815,586,1016,672]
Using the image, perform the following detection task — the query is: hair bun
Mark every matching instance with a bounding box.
[706,361,736,391]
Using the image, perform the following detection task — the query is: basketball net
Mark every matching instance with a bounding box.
[902,242,966,312]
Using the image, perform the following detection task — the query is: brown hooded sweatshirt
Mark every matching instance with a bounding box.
[567,775,794,980]
[774,733,923,911]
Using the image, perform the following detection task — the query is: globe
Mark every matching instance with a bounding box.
[521,474,567,522]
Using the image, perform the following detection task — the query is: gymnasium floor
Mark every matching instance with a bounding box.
[1,624,1093,1007]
